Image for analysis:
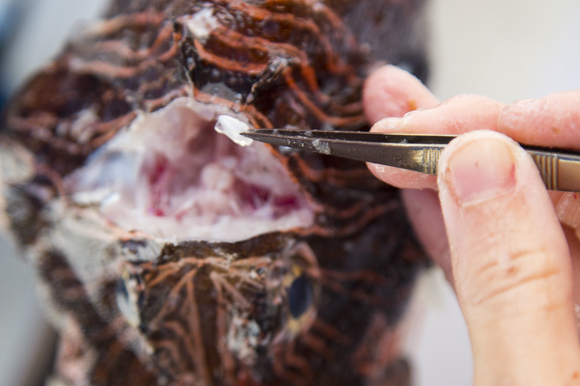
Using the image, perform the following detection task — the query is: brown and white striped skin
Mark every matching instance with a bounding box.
[0,0,429,385]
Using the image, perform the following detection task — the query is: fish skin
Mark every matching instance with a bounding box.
[0,1,429,385]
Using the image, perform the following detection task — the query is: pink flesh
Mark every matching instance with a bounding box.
[65,98,315,241]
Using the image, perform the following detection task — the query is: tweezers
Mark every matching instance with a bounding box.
[241,129,580,192]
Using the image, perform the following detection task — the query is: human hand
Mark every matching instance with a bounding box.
[364,65,580,385]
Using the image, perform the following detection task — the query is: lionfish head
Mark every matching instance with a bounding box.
[0,0,429,385]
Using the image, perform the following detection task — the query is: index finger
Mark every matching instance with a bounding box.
[368,94,505,189]
[499,90,580,149]
[369,89,580,190]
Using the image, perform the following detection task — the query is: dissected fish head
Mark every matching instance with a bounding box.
[0,0,430,385]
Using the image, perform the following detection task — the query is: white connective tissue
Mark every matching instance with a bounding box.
[214,115,253,147]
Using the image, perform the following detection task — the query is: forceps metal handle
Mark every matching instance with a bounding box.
[363,144,580,192]
[527,151,580,191]
[242,130,580,192]
[413,148,580,191]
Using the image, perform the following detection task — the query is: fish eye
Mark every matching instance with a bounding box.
[277,244,320,336]
[288,274,313,319]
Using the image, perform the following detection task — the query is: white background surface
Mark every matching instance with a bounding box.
[2,1,580,385]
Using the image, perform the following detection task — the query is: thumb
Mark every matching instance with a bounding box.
[437,130,580,385]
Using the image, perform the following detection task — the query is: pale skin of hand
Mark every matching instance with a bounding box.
[363,65,580,385]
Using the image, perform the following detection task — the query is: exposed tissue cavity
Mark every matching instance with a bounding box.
[215,115,253,147]
[66,98,313,242]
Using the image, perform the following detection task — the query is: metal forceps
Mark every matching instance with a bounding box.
[241,129,580,192]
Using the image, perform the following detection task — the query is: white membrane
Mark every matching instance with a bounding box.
[214,115,253,147]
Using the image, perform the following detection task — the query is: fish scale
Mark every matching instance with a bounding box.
[0,0,429,385]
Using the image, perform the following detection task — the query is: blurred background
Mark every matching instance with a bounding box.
[1,0,580,385]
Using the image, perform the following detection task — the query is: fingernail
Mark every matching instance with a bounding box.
[447,139,516,203]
